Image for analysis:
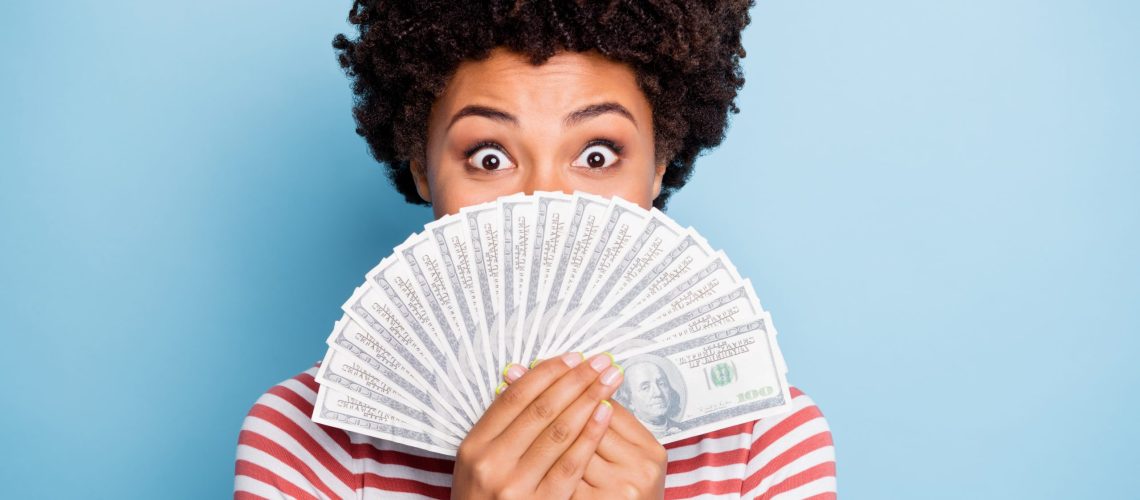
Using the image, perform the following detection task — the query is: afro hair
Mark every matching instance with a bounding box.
[332,0,755,210]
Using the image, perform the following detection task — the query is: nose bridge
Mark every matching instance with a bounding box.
[523,154,566,194]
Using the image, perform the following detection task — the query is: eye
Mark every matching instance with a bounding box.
[465,142,516,171]
[572,140,623,169]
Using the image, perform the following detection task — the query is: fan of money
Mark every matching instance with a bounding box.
[311,191,792,456]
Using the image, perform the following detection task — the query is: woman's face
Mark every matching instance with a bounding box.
[411,47,666,219]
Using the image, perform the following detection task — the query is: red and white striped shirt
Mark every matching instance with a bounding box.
[235,363,836,499]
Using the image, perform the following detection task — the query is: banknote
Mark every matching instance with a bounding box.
[344,280,480,423]
[569,251,745,354]
[610,315,791,444]
[532,192,611,357]
[548,197,650,352]
[428,212,498,401]
[316,339,464,440]
[500,194,539,363]
[592,281,765,358]
[313,385,459,456]
[312,192,795,457]
[383,237,483,411]
[459,200,504,381]
[556,206,688,352]
[518,191,576,363]
[395,226,491,408]
[548,234,722,355]
[333,299,474,429]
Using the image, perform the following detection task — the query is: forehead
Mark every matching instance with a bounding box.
[433,47,650,122]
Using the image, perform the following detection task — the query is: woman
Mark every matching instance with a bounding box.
[235,1,835,498]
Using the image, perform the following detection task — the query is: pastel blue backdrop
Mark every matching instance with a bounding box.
[1,1,1136,498]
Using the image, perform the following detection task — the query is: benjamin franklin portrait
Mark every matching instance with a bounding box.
[614,354,687,438]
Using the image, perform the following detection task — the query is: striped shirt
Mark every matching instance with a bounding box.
[235,364,836,499]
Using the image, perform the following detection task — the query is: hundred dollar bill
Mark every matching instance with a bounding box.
[568,250,745,353]
[645,251,744,323]
[321,316,468,434]
[532,191,611,357]
[395,227,490,410]
[366,250,484,416]
[518,191,575,363]
[554,203,687,354]
[548,197,650,354]
[609,315,791,444]
[316,339,464,441]
[623,229,717,312]
[549,232,719,354]
[608,214,691,304]
[499,194,537,364]
[428,211,498,405]
[313,385,459,457]
[460,200,504,383]
[332,301,474,430]
[590,281,765,359]
[344,278,480,423]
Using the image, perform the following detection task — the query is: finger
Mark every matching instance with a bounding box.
[500,357,541,386]
[606,399,662,447]
[468,352,582,443]
[536,400,613,499]
[594,422,641,464]
[590,405,669,490]
[502,362,527,384]
[571,479,602,500]
[520,364,623,476]
[581,449,616,488]
[495,352,617,447]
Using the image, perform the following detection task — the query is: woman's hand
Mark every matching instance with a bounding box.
[451,352,624,500]
[574,400,667,499]
[501,358,668,500]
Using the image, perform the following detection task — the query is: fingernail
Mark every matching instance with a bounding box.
[504,364,526,382]
[593,400,613,422]
[528,359,541,369]
[561,352,584,368]
[600,363,623,386]
[495,382,507,395]
[588,353,610,372]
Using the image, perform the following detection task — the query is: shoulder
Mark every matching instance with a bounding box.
[740,386,836,499]
[235,363,457,499]
[662,386,835,499]
[235,363,359,499]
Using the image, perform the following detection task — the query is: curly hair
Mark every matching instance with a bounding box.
[331,0,754,211]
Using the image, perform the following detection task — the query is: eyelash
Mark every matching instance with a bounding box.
[463,138,625,168]
[462,140,505,159]
[584,138,625,157]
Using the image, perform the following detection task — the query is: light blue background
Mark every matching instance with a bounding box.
[2,1,1136,498]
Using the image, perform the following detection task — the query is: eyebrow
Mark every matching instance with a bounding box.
[445,101,638,132]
